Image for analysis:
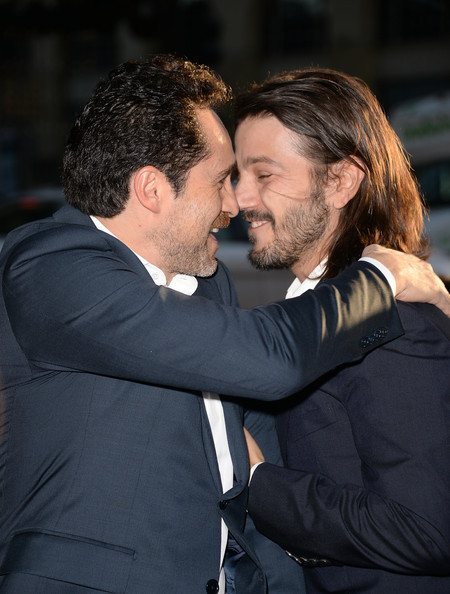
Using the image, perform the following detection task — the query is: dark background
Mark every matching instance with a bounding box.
[1,0,449,194]
[1,0,449,294]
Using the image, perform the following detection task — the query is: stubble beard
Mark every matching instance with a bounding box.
[157,211,230,279]
[191,211,231,278]
[161,234,218,278]
[246,188,331,271]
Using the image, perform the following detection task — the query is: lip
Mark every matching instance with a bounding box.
[249,220,270,230]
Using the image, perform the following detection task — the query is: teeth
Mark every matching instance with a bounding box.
[250,221,267,229]
[211,228,219,233]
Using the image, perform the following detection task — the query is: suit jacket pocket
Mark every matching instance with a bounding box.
[0,529,135,594]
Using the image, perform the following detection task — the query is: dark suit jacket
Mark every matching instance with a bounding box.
[0,205,402,592]
[248,301,450,593]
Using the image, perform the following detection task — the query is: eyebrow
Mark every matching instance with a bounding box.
[214,162,236,182]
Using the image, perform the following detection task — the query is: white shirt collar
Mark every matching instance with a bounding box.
[285,260,327,299]
[90,215,198,296]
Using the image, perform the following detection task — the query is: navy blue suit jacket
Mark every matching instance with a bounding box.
[0,205,402,592]
[248,301,450,593]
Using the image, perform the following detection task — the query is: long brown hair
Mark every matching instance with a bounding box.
[235,67,429,279]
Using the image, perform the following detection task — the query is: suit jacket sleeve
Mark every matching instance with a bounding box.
[247,303,450,576]
[2,222,403,399]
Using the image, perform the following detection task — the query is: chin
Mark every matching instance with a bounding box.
[195,254,218,278]
[197,265,218,278]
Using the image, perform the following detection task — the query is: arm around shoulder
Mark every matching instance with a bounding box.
[277,260,403,380]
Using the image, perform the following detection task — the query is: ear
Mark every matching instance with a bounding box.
[131,166,172,214]
[328,158,365,209]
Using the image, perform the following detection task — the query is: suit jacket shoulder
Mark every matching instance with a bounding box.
[249,299,450,591]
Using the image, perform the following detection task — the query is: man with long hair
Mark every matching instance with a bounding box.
[236,68,450,593]
[0,56,447,593]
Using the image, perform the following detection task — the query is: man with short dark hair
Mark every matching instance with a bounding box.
[0,56,448,594]
[236,67,450,593]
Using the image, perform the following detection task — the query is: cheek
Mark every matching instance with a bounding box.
[259,185,285,214]
[261,178,308,213]
[258,184,274,208]
[204,188,223,213]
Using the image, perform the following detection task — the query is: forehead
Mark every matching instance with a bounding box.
[180,108,235,186]
[235,115,303,164]
[196,108,234,159]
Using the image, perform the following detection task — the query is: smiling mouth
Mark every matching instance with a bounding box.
[249,221,270,229]
[241,210,274,230]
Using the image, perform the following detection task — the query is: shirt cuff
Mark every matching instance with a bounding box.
[249,462,264,485]
[359,256,396,296]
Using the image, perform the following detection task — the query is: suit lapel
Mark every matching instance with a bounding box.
[198,397,223,492]
[221,399,247,485]
[198,396,247,492]
[194,278,248,489]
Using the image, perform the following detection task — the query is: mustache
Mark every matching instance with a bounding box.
[240,210,275,225]
[211,212,230,230]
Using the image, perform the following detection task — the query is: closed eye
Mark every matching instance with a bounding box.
[218,174,233,190]
[216,164,236,189]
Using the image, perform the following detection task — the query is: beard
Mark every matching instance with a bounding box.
[184,211,230,278]
[242,187,331,271]
[153,210,231,279]
[157,235,218,279]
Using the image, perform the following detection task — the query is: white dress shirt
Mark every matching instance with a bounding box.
[286,258,396,299]
[90,216,232,593]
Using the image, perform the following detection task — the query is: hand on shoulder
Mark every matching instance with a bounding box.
[363,245,450,317]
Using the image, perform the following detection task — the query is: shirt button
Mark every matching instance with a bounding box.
[206,578,219,593]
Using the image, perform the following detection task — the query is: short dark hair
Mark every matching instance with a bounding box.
[235,67,429,279]
[63,55,232,217]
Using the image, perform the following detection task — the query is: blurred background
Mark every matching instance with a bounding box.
[1,0,449,306]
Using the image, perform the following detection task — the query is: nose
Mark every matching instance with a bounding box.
[234,175,261,212]
[221,179,239,218]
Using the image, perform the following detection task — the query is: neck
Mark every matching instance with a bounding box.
[291,253,325,282]
[291,229,335,281]
[95,214,172,281]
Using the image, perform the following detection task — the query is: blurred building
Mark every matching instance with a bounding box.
[1,0,449,294]
[1,0,449,194]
